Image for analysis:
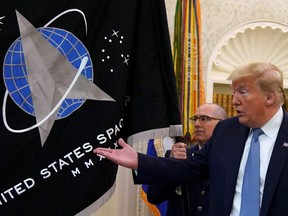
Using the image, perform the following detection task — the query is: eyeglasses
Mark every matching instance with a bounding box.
[190,115,222,124]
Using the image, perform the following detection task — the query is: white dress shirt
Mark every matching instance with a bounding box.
[230,107,283,216]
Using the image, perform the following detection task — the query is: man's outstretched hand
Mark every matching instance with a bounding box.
[93,138,139,170]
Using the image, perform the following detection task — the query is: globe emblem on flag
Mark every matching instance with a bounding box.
[3,27,93,119]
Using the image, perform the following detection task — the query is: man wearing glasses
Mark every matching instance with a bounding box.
[147,103,227,216]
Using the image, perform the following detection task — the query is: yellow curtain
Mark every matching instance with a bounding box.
[213,93,237,117]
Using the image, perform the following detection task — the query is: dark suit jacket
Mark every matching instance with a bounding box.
[134,111,288,216]
[147,146,209,216]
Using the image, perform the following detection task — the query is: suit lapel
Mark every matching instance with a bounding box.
[260,113,288,216]
[224,125,250,215]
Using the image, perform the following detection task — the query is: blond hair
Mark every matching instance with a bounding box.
[227,62,285,105]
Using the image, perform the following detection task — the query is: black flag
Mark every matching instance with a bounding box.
[0,0,182,215]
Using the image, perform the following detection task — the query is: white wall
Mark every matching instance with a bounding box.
[201,0,288,100]
[166,0,288,101]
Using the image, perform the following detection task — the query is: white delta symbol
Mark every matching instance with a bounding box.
[2,10,115,147]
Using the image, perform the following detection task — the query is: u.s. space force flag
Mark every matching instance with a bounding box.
[0,0,182,215]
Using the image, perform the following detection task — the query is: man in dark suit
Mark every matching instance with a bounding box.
[94,62,288,216]
[147,103,227,216]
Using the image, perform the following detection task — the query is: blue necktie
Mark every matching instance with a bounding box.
[240,128,263,216]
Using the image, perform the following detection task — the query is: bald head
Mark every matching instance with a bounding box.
[192,103,227,146]
[196,103,227,120]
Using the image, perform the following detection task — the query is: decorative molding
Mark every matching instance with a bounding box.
[201,0,288,101]
[206,20,288,102]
